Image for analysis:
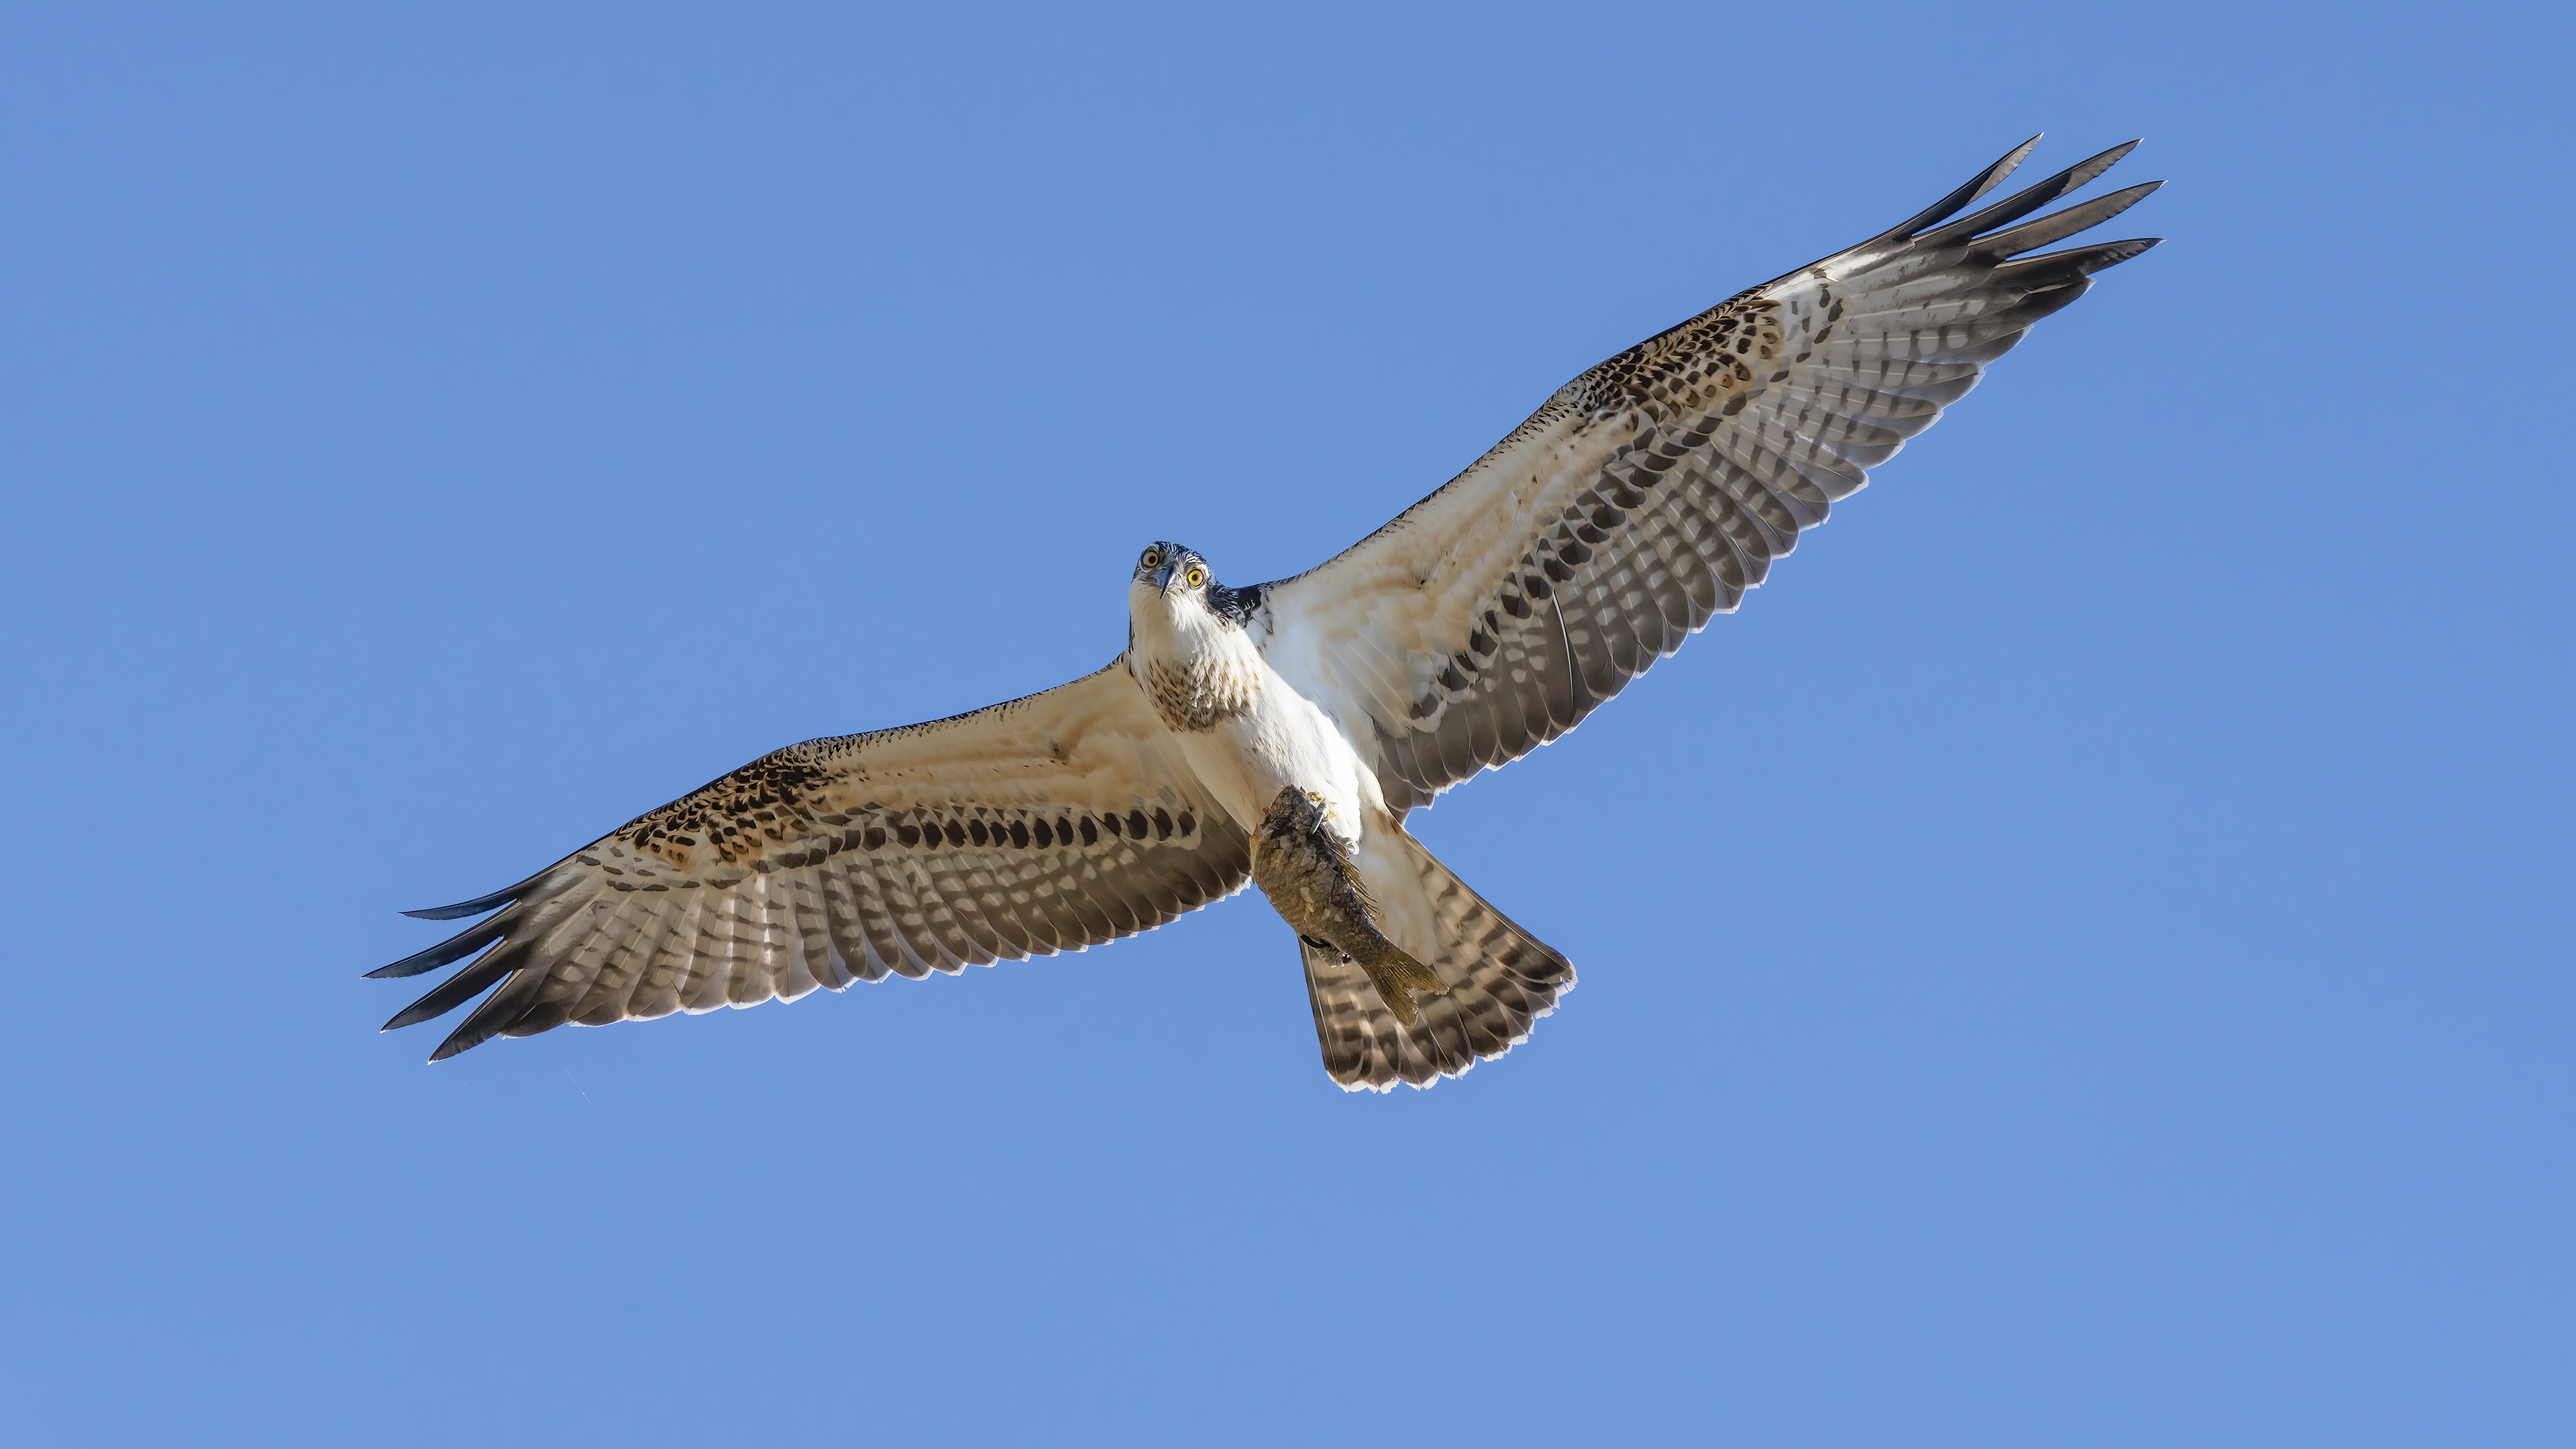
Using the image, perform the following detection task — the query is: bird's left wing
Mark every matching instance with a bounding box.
[1258,138,2160,810]
[371,663,1247,1060]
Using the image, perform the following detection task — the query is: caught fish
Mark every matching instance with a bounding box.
[1249,786,1449,1024]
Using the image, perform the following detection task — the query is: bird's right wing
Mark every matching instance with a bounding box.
[1258,138,2160,811]
[370,662,1248,1061]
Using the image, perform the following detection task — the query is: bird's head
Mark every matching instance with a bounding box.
[1131,540,1214,606]
[1129,540,1266,641]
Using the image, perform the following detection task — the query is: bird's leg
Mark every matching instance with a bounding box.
[1250,786,1450,1024]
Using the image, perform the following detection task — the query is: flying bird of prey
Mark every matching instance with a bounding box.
[373,137,2161,1090]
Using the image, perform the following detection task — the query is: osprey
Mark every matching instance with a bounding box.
[374,138,2161,1090]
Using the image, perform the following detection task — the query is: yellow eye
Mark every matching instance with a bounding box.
[1142,549,1162,568]
[1185,567,1206,588]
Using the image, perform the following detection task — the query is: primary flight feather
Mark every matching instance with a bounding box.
[372,136,2161,1090]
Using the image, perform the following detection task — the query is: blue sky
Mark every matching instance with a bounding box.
[3,3,2567,1444]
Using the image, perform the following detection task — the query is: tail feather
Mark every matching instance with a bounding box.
[1303,816,1575,1091]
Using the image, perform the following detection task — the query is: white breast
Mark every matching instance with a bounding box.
[1127,584,1374,847]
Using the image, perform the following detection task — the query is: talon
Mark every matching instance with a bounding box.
[1252,787,1444,1024]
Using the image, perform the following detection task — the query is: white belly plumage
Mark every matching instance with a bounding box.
[1169,671,1373,844]
[1124,580,1377,852]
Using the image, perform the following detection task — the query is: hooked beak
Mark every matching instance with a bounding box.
[1152,561,1176,596]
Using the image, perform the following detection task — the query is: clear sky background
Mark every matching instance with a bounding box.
[3,3,2567,1445]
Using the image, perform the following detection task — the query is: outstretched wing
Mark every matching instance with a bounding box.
[372,663,1247,1061]
[1259,138,2161,810]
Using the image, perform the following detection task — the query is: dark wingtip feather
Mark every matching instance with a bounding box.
[1993,235,2163,290]
[426,970,543,1061]
[382,986,483,1034]
[380,941,527,1032]
[364,917,506,979]
[2086,235,2163,270]
[1974,179,2164,260]
[1913,139,2143,250]
[1873,134,2042,244]
[1959,133,2044,209]
[401,883,524,921]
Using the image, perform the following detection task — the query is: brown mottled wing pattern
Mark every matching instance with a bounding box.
[371,664,1248,1061]
[1301,826,1574,1091]
[1258,139,2161,810]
